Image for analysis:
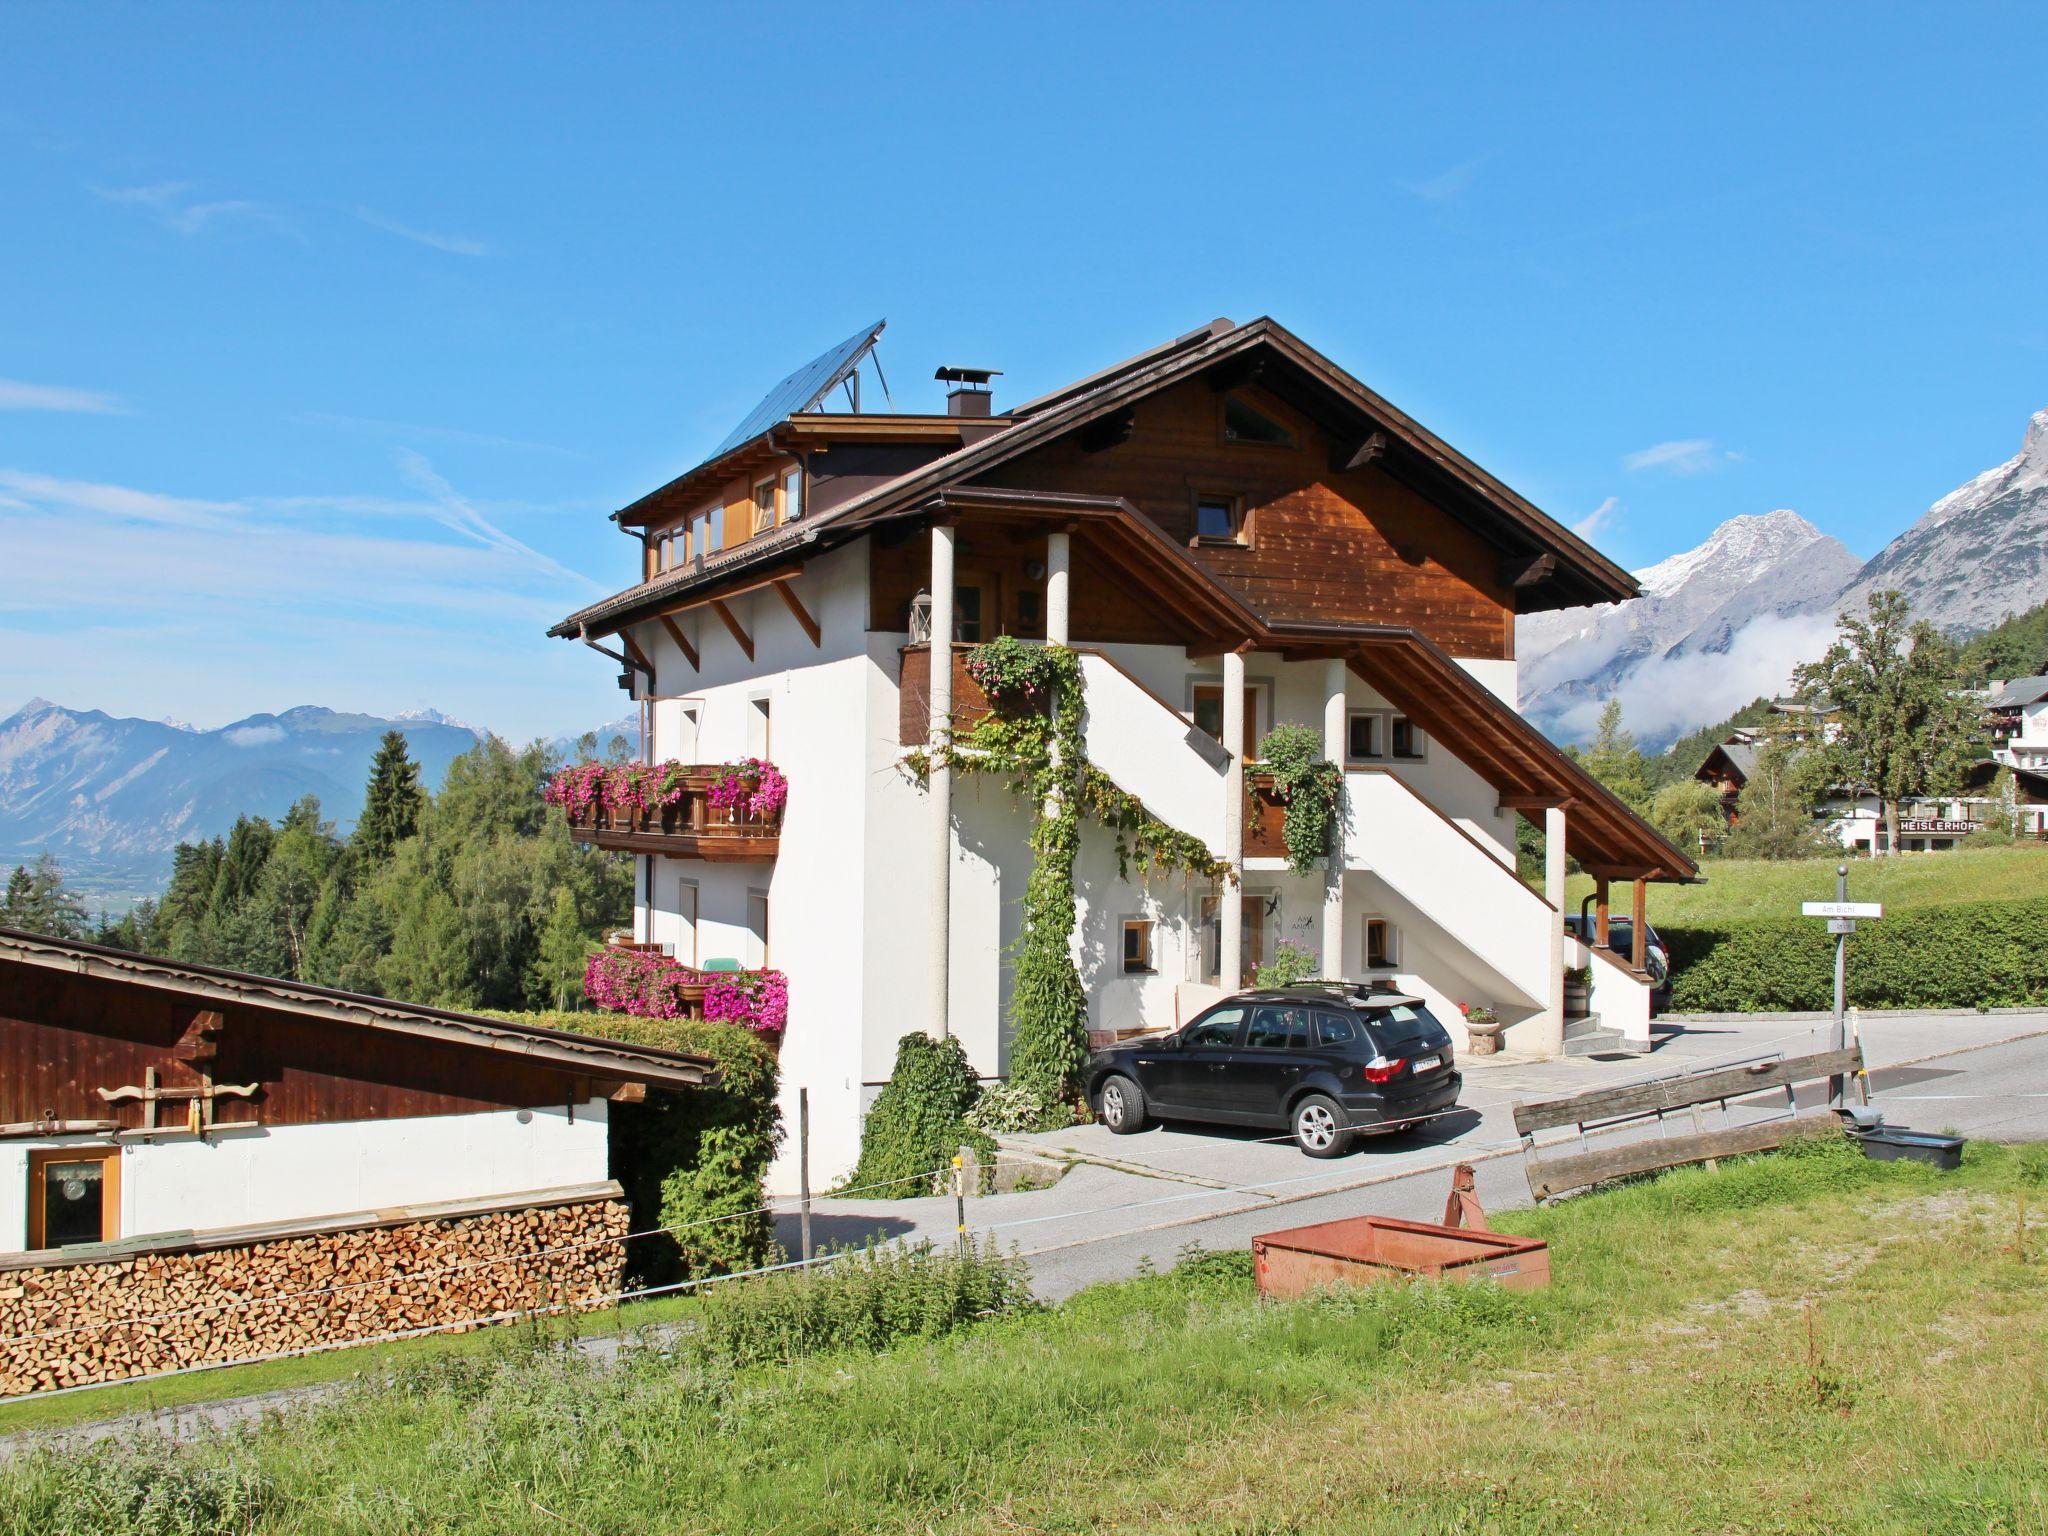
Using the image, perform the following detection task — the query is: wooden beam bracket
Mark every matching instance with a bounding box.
[1078,406,1137,453]
[771,578,822,648]
[658,613,699,671]
[1330,430,1388,473]
[1502,551,1558,589]
[709,598,755,661]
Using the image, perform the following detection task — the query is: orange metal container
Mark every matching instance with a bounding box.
[1252,1214,1550,1299]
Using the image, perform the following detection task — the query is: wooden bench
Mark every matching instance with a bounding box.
[1512,1046,1863,1201]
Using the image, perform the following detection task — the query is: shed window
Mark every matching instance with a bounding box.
[1223,396,1293,446]
[29,1147,119,1249]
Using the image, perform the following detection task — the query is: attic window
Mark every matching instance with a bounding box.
[1223,396,1292,447]
[1194,494,1243,544]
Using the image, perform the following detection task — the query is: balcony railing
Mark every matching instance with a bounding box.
[559,768,782,861]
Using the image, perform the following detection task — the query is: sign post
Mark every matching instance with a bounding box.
[1802,871,1882,1108]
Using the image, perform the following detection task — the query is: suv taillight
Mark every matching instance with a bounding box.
[1362,1055,1406,1084]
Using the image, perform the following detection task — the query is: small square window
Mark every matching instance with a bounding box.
[1347,711,1380,762]
[1194,495,1242,543]
[1121,918,1155,974]
[1391,716,1425,760]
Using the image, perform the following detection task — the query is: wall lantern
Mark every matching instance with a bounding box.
[908,589,934,644]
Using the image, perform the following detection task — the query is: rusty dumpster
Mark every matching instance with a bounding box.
[1252,1214,1550,1299]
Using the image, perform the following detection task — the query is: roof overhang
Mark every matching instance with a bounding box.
[0,929,719,1091]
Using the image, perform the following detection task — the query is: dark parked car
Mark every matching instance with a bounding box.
[1563,911,1672,1013]
[1085,986,1462,1158]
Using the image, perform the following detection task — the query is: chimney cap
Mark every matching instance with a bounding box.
[933,366,1002,386]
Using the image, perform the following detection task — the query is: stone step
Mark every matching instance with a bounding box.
[1562,1011,1649,1057]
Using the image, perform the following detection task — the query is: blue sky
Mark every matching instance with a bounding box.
[3,3,2044,742]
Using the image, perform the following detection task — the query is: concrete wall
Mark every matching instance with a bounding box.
[1,1104,609,1256]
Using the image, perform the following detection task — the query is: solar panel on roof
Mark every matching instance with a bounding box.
[709,319,886,459]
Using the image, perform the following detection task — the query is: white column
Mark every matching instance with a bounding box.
[928,523,956,1039]
[1538,802,1568,1057]
[1220,648,1247,990]
[1045,530,1071,646]
[1321,658,1347,982]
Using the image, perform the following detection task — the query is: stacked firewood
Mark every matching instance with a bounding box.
[0,1196,628,1396]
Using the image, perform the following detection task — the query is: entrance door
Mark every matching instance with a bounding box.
[1191,684,1259,761]
[1198,894,1269,986]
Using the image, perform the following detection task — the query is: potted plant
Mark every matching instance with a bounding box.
[1459,1002,1505,1056]
[1563,966,1592,1017]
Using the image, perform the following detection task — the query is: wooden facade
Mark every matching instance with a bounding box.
[0,937,715,1142]
[969,378,1516,658]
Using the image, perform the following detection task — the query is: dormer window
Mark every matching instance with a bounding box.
[753,477,777,536]
[1223,395,1292,447]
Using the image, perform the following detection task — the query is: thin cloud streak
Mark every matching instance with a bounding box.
[297,410,580,457]
[0,379,129,414]
[92,181,300,239]
[1622,438,1736,475]
[395,449,603,590]
[351,207,490,256]
[1573,495,1623,538]
[1399,154,1488,204]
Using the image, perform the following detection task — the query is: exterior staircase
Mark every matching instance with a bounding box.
[1562,1012,1648,1057]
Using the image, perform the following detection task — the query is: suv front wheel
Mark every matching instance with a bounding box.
[1291,1094,1351,1158]
[1098,1074,1148,1135]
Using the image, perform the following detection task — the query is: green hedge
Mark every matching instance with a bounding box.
[1666,896,2048,1013]
[491,1011,782,1282]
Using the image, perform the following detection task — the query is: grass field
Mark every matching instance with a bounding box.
[1569,842,2048,928]
[6,1136,2045,1535]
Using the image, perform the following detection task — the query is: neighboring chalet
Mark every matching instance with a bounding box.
[1695,695,2048,851]
[0,926,715,1391]
[551,317,1698,1185]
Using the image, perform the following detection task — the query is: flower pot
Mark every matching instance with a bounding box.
[1464,1021,1505,1057]
[1563,982,1591,1016]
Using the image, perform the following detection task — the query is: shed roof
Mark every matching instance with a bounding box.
[0,928,718,1091]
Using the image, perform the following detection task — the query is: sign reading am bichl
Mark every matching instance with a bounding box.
[1801,902,1884,920]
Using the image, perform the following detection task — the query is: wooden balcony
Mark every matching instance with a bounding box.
[898,642,997,745]
[562,772,781,860]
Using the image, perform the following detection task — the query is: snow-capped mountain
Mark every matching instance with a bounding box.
[1518,510,1860,746]
[1836,408,2048,633]
[0,700,484,900]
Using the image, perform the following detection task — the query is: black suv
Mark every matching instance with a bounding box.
[1084,986,1462,1158]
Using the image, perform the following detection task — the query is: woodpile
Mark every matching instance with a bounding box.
[0,1195,628,1396]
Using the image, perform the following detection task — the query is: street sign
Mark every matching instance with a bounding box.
[1803,901,1883,920]
[1828,918,1857,935]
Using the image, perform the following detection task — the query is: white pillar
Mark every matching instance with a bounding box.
[1321,658,1347,982]
[1538,803,1569,1057]
[1220,648,1247,990]
[1045,530,1071,646]
[928,523,956,1039]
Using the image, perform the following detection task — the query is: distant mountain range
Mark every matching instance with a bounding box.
[1520,404,2048,749]
[0,700,636,908]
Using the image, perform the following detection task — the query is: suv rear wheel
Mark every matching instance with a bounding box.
[1098,1074,1148,1135]
[1291,1093,1351,1158]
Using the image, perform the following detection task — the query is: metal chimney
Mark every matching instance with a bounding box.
[935,366,1001,418]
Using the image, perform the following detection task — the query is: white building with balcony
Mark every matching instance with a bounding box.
[551,319,1698,1187]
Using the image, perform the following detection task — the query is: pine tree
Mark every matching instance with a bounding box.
[354,729,424,865]
[0,852,89,938]
[1577,698,1651,813]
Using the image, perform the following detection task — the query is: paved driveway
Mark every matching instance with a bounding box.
[779,1010,2048,1299]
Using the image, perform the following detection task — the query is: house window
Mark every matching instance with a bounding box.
[1191,681,1260,760]
[1222,395,1293,447]
[1121,918,1155,974]
[1016,590,1042,634]
[1193,493,1244,544]
[1346,710,1381,763]
[747,888,770,968]
[781,467,804,523]
[753,478,777,536]
[29,1147,119,1249]
[672,877,699,966]
[747,696,772,759]
[1390,716,1426,760]
[690,507,721,562]
[1364,917,1397,971]
[954,583,985,642]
